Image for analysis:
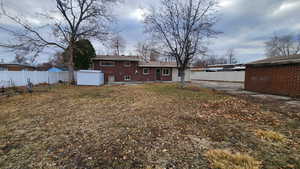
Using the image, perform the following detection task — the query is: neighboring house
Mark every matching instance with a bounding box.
[48,67,65,72]
[92,55,191,83]
[245,55,300,97]
[0,63,36,71]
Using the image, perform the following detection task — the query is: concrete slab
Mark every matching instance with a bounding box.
[251,94,292,101]
[192,81,244,91]
[286,101,300,107]
[192,81,299,110]
[265,95,291,101]
[226,90,258,95]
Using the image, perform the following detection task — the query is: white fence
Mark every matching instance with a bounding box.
[0,71,70,88]
[191,71,245,82]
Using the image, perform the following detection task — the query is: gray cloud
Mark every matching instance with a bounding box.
[0,0,300,64]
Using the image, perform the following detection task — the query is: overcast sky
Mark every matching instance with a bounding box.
[0,0,300,64]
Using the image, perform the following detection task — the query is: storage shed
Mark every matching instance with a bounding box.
[77,70,104,86]
[245,55,300,97]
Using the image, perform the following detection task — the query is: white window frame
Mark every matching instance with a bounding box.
[162,68,170,76]
[124,75,131,81]
[143,68,150,75]
[124,61,131,67]
[100,61,115,67]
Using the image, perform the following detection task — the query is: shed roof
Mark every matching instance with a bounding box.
[92,55,141,61]
[246,54,300,66]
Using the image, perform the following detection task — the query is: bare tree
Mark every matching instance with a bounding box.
[13,55,28,64]
[110,34,126,56]
[204,55,227,65]
[136,41,152,61]
[225,48,237,64]
[193,53,227,67]
[0,0,118,82]
[135,40,161,62]
[145,0,219,86]
[265,34,300,58]
[50,51,67,67]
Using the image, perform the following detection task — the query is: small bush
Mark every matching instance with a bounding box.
[205,149,261,169]
[255,129,287,143]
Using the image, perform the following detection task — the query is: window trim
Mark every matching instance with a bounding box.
[124,61,131,67]
[143,68,150,75]
[100,61,115,67]
[162,68,170,76]
[124,75,131,81]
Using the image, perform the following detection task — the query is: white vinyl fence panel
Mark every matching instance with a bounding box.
[191,71,245,82]
[0,71,70,88]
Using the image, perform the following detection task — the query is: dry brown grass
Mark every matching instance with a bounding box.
[255,129,287,143]
[0,83,299,169]
[205,149,261,169]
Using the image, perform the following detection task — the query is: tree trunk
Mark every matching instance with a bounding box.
[180,68,186,88]
[67,43,75,84]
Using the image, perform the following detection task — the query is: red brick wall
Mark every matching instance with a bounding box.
[245,64,300,97]
[93,60,172,82]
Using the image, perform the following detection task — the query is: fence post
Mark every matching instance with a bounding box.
[47,71,49,84]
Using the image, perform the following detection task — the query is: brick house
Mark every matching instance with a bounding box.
[245,55,300,97]
[0,63,36,71]
[92,55,191,83]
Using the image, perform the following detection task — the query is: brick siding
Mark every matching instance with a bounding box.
[245,64,300,97]
[93,60,172,82]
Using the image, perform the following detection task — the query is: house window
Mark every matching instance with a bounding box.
[143,68,149,75]
[124,61,131,67]
[124,75,131,81]
[162,68,170,76]
[100,61,115,67]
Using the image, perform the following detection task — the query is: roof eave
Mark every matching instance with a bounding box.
[92,58,140,62]
[246,60,300,67]
[138,65,178,68]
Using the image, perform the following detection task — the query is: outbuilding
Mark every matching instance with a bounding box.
[77,70,104,86]
[245,55,300,97]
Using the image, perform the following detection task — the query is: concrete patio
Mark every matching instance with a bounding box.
[192,80,300,108]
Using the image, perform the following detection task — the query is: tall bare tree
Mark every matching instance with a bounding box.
[110,34,126,56]
[145,0,219,86]
[0,0,118,81]
[135,40,161,62]
[13,55,28,64]
[136,41,152,61]
[265,34,300,58]
[225,48,237,64]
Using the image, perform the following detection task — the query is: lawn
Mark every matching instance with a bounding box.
[0,83,299,169]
